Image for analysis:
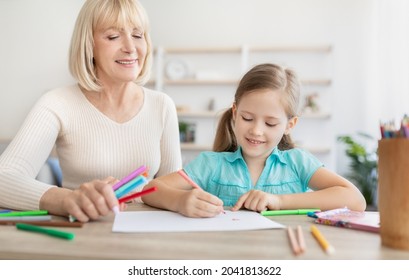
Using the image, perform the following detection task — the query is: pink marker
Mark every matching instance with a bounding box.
[112,165,147,191]
[177,169,202,189]
[177,169,225,214]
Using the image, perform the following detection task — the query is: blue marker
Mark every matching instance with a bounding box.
[115,175,148,199]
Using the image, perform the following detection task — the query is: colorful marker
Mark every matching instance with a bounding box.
[115,175,148,199]
[118,187,157,204]
[177,169,202,189]
[0,210,48,217]
[261,209,320,216]
[112,165,147,191]
[16,223,75,240]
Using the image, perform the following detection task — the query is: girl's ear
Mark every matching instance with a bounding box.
[231,102,237,121]
[284,116,298,135]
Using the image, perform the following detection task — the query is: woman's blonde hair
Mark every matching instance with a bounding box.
[69,0,152,92]
[213,63,300,152]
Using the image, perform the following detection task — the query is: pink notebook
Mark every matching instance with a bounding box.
[315,208,380,233]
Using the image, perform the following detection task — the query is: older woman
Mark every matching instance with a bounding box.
[0,0,182,222]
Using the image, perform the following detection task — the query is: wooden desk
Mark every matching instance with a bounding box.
[1,204,409,260]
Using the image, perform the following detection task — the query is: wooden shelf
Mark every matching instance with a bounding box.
[301,112,331,119]
[163,47,242,54]
[180,143,211,151]
[178,110,330,119]
[177,110,332,119]
[181,143,331,154]
[249,45,332,53]
[0,138,11,144]
[148,78,331,87]
[178,111,222,118]
[165,79,238,85]
[155,45,332,54]
[299,146,331,154]
[301,79,332,86]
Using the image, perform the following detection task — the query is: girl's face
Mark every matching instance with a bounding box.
[92,24,147,86]
[232,89,297,161]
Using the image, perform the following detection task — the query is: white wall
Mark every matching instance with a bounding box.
[0,0,376,174]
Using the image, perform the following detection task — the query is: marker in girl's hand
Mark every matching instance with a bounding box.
[178,169,225,214]
[177,169,202,189]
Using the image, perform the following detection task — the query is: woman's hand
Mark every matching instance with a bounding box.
[62,176,121,222]
[231,190,281,212]
[176,188,224,218]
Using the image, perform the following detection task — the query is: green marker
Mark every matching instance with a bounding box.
[16,223,75,240]
[261,209,320,216]
[0,210,48,217]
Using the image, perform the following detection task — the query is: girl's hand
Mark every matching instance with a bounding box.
[62,176,120,222]
[231,190,281,212]
[176,188,224,218]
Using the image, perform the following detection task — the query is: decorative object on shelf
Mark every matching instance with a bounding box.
[176,105,190,113]
[165,59,188,80]
[208,98,215,111]
[179,121,196,143]
[302,92,320,114]
[337,132,378,209]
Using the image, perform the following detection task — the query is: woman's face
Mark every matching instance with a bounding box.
[92,24,147,86]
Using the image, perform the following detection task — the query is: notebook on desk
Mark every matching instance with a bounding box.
[314,208,380,233]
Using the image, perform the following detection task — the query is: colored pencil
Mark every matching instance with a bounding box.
[287,226,301,255]
[297,225,306,253]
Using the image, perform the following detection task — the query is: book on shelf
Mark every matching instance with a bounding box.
[314,207,380,233]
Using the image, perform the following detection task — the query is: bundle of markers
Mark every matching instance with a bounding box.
[380,114,409,139]
[1,165,157,240]
[113,165,156,204]
[68,165,157,222]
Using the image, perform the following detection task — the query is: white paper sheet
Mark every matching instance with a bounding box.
[112,210,285,233]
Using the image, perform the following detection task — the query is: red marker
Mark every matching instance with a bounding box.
[118,187,157,204]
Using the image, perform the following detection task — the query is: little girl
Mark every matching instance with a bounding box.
[142,63,366,217]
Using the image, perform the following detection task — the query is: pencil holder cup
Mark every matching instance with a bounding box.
[378,139,409,250]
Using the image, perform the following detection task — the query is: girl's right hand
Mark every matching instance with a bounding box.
[176,188,224,218]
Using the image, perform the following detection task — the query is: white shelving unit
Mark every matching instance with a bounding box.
[147,45,335,169]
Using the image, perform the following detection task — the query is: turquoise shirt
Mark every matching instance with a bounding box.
[184,147,323,206]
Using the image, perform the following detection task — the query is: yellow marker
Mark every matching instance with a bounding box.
[310,225,335,254]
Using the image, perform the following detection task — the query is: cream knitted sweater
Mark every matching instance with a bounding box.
[0,84,182,210]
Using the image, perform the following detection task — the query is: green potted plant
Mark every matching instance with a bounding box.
[337,132,378,209]
[179,121,188,142]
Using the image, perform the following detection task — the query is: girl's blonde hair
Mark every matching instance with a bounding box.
[213,63,300,152]
[69,0,152,92]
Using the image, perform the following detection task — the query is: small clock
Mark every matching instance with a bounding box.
[165,59,188,80]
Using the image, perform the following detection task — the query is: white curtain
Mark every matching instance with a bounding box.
[368,0,409,131]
